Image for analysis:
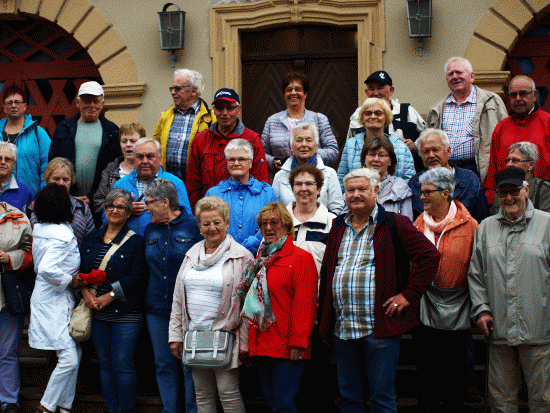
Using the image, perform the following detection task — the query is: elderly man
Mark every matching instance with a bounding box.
[485,75,550,204]
[185,88,268,210]
[469,167,550,412]
[318,167,440,413]
[426,57,507,184]
[347,71,425,169]
[49,81,121,206]
[0,142,32,210]
[152,69,215,182]
[408,128,488,222]
[112,137,192,235]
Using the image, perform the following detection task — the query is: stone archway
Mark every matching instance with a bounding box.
[0,0,146,124]
[210,0,384,108]
[464,0,550,97]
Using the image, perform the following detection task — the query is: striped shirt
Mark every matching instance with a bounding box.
[333,205,378,340]
[166,100,201,181]
[443,87,477,160]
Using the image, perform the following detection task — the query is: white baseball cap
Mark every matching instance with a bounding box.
[78,81,104,97]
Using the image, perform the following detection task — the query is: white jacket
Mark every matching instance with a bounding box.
[29,223,81,350]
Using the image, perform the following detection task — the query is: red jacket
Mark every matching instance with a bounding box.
[485,106,550,204]
[318,206,440,344]
[248,236,318,359]
[185,119,269,211]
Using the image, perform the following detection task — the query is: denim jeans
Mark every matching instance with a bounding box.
[146,313,197,413]
[256,356,305,413]
[91,320,141,413]
[333,334,401,413]
[0,309,24,410]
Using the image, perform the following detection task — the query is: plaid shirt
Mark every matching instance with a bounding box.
[443,87,477,160]
[332,205,378,340]
[134,171,160,198]
[166,99,201,180]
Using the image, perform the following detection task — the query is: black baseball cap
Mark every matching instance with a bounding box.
[364,71,393,86]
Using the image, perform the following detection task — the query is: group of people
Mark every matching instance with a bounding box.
[0,52,549,413]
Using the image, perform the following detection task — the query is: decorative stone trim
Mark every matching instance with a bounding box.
[210,0,385,107]
[103,83,147,110]
[474,71,510,99]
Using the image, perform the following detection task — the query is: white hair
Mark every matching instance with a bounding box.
[0,142,17,162]
[343,168,380,190]
[174,69,204,96]
[224,138,254,160]
[416,128,451,153]
[291,122,320,146]
[444,57,473,74]
[134,137,161,154]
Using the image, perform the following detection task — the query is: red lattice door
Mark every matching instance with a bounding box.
[0,14,102,136]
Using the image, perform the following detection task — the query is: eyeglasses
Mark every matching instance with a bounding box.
[227,157,249,164]
[4,100,24,106]
[144,198,157,206]
[496,187,523,197]
[366,152,389,159]
[505,158,530,164]
[0,156,15,163]
[508,90,535,99]
[106,205,128,212]
[364,110,384,117]
[213,104,239,112]
[259,219,283,229]
[420,188,444,197]
[169,85,192,92]
[292,181,317,188]
[285,86,304,93]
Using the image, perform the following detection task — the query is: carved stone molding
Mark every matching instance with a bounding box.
[474,71,510,99]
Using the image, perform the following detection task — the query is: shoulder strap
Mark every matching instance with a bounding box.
[534,179,550,209]
[387,212,410,293]
[98,230,135,271]
[399,103,410,142]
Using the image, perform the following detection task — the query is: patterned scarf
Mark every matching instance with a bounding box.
[237,235,288,331]
[290,154,318,171]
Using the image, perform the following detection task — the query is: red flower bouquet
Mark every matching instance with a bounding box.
[79,269,107,285]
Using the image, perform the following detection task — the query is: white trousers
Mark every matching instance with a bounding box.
[41,345,82,412]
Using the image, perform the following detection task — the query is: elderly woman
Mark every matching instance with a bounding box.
[262,72,339,173]
[238,202,318,413]
[413,167,478,412]
[206,138,277,255]
[93,123,146,216]
[491,141,550,214]
[27,157,94,247]
[337,97,415,191]
[0,142,32,210]
[0,84,50,197]
[0,200,32,413]
[169,196,253,413]
[272,122,344,215]
[29,184,84,413]
[144,178,202,413]
[79,188,146,413]
[361,135,413,220]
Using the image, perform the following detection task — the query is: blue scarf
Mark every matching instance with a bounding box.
[290,155,318,171]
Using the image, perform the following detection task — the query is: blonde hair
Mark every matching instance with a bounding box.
[358,98,393,128]
[43,157,76,185]
[195,196,231,224]
[256,202,293,236]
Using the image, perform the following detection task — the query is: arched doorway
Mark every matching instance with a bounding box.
[0,13,102,135]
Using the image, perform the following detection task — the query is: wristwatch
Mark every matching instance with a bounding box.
[109,291,115,298]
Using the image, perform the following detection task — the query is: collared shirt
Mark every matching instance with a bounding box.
[333,204,378,340]
[166,99,201,181]
[135,172,160,197]
[443,87,477,160]
[1,176,11,194]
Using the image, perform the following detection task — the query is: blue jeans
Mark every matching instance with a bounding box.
[146,313,197,413]
[333,334,401,413]
[256,356,304,413]
[91,320,141,413]
[0,309,24,410]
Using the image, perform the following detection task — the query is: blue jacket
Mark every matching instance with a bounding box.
[205,176,277,255]
[112,167,193,236]
[80,225,146,315]
[0,114,50,197]
[0,175,32,211]
[143,210,202,316]
[408,164,489,223]
[49,112,121,199]
[337,132,415,192]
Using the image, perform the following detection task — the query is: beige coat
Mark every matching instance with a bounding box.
[426,86,508,185]
[168,236,254,370]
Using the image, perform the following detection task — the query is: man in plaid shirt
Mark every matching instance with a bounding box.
[426,57,507,185]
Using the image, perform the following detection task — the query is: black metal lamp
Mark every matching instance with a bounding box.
[406,0,432,57]
[158,3,185,68]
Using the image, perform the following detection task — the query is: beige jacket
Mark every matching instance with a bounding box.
[168,236,254,370]
[426,86,508,185]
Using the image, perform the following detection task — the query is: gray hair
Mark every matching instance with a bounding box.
[508,141,539,168]
[134,137,162,154]
[0,142,17,162]
[224,138,254,160]
[105,188,133,211]
[343,167,380,190]
[419,167,455,199]
[143,178,179,211]
[508,75,536,92]
[174,69,204,96]
[195,196,231,224]
[445,57,473,74]
[416,128,451,153]
[291,122,320,146]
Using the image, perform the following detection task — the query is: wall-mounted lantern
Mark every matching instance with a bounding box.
[406,0,432,57]
[158,3,185,68]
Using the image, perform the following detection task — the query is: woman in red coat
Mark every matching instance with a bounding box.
[238,202,318,413]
